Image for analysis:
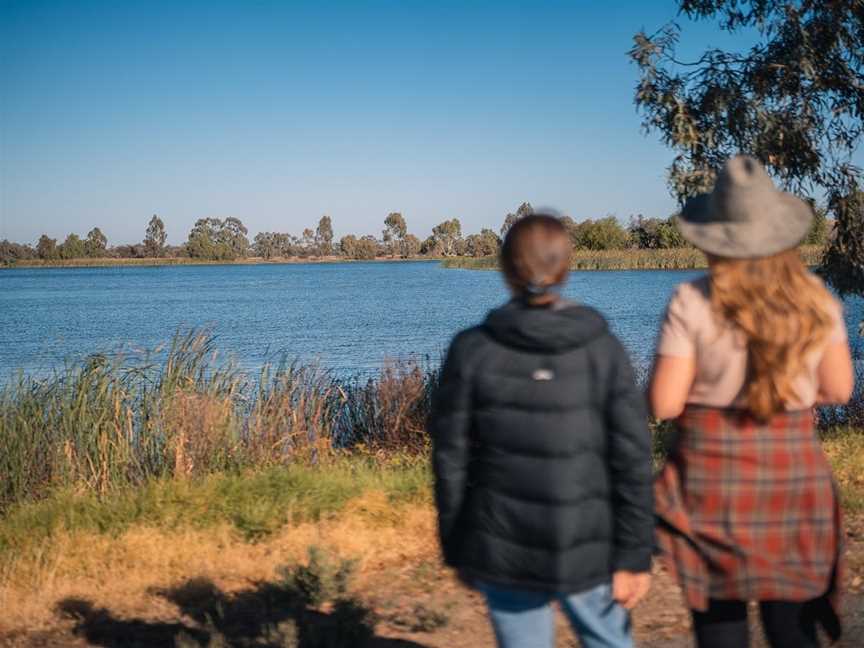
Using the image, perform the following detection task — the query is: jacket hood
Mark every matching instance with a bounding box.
[483,299,608,352]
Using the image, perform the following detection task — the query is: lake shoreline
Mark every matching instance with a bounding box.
[4,246,824,271]
[443,245,825,271]
[0,255,437,270]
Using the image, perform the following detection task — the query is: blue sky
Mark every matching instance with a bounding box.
[2,0,758,246]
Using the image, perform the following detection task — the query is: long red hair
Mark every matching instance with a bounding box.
[709,250,835,419]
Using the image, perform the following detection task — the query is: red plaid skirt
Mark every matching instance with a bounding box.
[655,406,842,619]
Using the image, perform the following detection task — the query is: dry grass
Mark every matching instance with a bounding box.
[0,492,436,631]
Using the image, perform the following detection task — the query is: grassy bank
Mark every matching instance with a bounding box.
[0,334,861,639]
[2,426,862,568]
[0,426,861,637]
[442,245,826,271]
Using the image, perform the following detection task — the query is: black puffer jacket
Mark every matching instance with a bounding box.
[429,299,653,593]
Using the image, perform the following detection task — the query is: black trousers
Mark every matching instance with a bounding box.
[692,599,819,648]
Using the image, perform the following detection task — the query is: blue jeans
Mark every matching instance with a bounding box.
[478,581,633,648]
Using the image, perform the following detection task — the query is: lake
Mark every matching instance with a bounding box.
[0,261,861,382]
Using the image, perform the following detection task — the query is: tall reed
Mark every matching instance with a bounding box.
[0,332,434,512]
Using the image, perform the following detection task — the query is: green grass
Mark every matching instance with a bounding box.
[0,457,430,571]
[442,245,825,271]
[1,427,861,581]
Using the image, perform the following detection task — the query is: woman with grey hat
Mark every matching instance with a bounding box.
[649,155,855,647]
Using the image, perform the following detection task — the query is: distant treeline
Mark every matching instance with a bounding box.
[0,202,831,265]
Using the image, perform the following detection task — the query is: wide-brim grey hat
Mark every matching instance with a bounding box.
[676,155,813,258]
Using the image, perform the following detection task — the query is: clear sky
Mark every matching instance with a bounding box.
[1,0,757,246]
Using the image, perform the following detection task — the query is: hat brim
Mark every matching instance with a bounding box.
[676,192,813,259]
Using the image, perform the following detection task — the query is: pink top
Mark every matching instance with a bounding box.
[657,274,848,409]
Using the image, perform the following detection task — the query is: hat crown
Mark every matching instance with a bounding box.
[676,154,813,258]
[711,155,777,223]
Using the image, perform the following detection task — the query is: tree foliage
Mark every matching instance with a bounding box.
[402,233,421,257]
[383,212,408,257]
[339,234,378,260]
[85,227,108,257]
[630,0,864,294]
[570,217,631,251]
[254,232,293,259]
[500,202,533,238]
[628,216,688,249]
[0,240,36,265]
[430,219,463,256]
[301,228,316,255]
[464,228,501,257]
[36,235,58,260]
[59,233,85,260]
[222,217,249,258]
[316,215,334,256]
[804,206,830,245]
[143,215,167,258]
[186,217,249,260]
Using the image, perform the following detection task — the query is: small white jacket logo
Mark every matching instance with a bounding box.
[532,369,555,381]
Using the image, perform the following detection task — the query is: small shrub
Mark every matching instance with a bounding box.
[277,548,375,648]
[278,546,358,608]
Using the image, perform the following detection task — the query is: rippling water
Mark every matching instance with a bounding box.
[0,261,861,381]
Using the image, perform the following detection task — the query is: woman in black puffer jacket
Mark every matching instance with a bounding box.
[429,214,653,648]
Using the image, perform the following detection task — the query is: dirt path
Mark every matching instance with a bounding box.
[2,514,863,647]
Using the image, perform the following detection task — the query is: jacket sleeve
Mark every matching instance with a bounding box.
[428,333,474,565]
[604,337,654,573]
